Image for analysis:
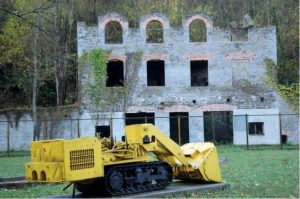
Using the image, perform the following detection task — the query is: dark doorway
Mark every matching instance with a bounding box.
[106,60,124,87]
[125,112,155,125]
[147,60,165,86]
[169,112,189,145]
[204,111,233,143]
[191,60,208,86]
[95,125,110,138]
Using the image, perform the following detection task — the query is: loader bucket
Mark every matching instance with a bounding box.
[174,142,222,183]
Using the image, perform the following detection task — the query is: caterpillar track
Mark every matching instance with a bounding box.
[75,161,173,196]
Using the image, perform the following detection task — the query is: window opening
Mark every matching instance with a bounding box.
[249,122,264,135]
[105,21,123,44]
[147,60,165,86]
[191,60,208,86]
[146,20,163,43]
[230,28,248,42]
[95,125,111,138]
[125,113,155,125]
[204,111,233,144]
[169,112,189,145]
[106,60,124,87]
[189,19,207,42]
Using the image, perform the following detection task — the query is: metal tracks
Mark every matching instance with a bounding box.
[75,161,173,196]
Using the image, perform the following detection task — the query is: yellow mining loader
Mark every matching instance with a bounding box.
[25,124,222,196]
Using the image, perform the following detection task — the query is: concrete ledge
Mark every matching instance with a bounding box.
[46,181,230,198]
[125,182,230,198]
[0,180,40,189]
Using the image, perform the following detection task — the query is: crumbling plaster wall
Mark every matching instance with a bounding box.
[0,111,79,151]
[78,13,278,112]
[77,13,298,144]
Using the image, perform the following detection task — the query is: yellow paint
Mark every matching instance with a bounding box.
[25,137,103,182]
[125,124,222,182]
[25,124,222,184]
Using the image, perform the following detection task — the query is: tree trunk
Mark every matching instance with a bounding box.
[93,0,96,22]
[32,0,40,141]
[54,0,65,106]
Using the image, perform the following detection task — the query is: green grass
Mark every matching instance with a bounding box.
[167,145,299,198]
[0,184,69,198]
[0,146,299,198]
[0,156,30,178]
[0,150,30,157]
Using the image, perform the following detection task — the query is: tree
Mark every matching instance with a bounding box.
[0,15,32,106]
[32,0,40,140]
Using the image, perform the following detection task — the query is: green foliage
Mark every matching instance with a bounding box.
[86,49,108,90]
[0,0,77,108]
[79,49,109,117]
[79,49,143,120]
[0,16,33,106]
[105,21,123,44]
[146,20,163,43]
[265,58,299,114]
[123,51,143,111]
[189,19,207,42]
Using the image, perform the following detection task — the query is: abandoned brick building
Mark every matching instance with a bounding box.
[77,12,298,145]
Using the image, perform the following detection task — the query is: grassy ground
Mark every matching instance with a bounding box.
[0,151,30,158]
[0,156,30,178]
[0,145,299,198]
[168,145,299,198]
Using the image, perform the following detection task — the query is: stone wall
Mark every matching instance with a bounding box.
[78,13,278,112]
[0,111,79,151]
[77,12,298,144]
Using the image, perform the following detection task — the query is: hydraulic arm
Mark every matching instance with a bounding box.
[125,124,222,182]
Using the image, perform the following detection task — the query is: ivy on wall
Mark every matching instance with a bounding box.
[123,51,143,112]
[79,48,110,123]
[79,48,143,123]
[265,58,299,114]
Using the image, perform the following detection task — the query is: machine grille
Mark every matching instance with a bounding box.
[70,149,95,170]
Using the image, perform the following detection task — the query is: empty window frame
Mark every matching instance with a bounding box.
[230,28,248,42]
[146,20,163,43]
[189,19,207,42]
[248,122,264,135]
[147,60,165,86]
[125,113,155,125]
[106,60,124,87]
[95,125,110,138]
[169,112,189,145]
[105,21,123,44]
[190,60,208,86]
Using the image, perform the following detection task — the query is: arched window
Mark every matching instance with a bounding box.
[105,21,123,44]
[189,19,207,42]
[146,20,163,43]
